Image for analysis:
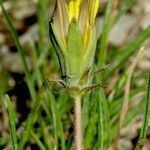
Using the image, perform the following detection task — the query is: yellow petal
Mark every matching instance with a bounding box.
[68,1,74,23]
[74,0,82,21]
[78,0,89,44]
[84,23,91,47]
[53,0,69,45]
[88,0,99,24]
[68,0,82,23]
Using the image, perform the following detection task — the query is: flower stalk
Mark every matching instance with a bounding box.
[74,95,82,150]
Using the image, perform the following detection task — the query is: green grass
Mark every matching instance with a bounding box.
[0,0,150,149]
[135,75,150,150]
[2,95,17,150]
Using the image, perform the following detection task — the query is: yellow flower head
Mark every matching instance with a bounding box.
[49,0,99,87]
[51,0,99,47]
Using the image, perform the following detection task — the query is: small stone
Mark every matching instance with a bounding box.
[0,45,9,57]
[140,15,150,30]
[118,138,133,150]
[0,48,31,72]
[143,141,150,150]
[139,60,150,71]
[142,0,150,13]
[138,49,150,72]
[8,78,16,87]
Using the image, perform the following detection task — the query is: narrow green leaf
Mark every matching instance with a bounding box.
[30,131,46,150]
[95,1,113,146]
[18,87,44,150]
[2,95,17,150]
[94,71,110,149]
[116,0,135,22]
[38,0,49,49]
[96,86,110,150]
[82,93,91,134]
[40,68,66,150]
[0,0,28,74]
[0,0,36,101]
[84,93,98,150]
[140,74,150,139]
[136,74,150,150]
[97,90,105,150]
[97,0,113,67]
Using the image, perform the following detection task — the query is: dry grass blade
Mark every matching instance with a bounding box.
[109,47,145,150]
[120,47,145,124]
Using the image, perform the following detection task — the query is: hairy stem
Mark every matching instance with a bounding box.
[74,96,82,150]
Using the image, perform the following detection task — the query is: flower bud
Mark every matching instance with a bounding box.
[49,0,99,89]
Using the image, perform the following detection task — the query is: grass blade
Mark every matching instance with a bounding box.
[136,74,150,150]
[97,90,104,150]
[140,74,150,138]
[97,0,113,67]
[18,87,44,150]
[0,0,36,101]
[96,0,113,148]
[82,93,91,134]
[0,0,29,74]
[30,131,46,150]
[84,92,98,150]
[38,0,49,46]
[92,75,110,150]
[116,0,134,22]
[2,95,17,150]
[40,68,65,150]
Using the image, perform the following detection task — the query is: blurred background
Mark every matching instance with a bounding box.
[0,0,150,149]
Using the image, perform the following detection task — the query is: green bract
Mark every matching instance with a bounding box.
[49,0,99,91]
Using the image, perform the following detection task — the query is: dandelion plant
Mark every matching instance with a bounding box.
[49,0,99,149]
[1,0,150,149]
